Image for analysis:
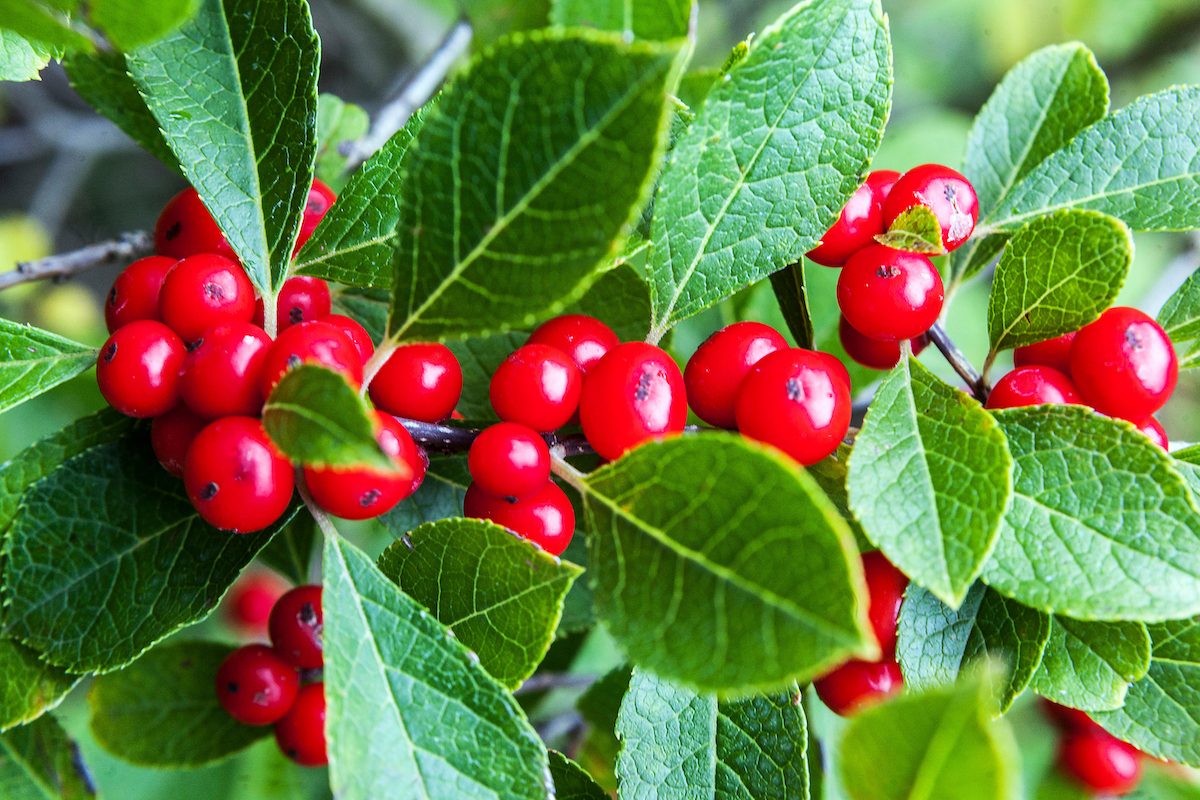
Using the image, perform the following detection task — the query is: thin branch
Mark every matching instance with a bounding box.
[399,418,484,454]
[514,672,598,696]
[927,323,989,401]
[0,230,154,291]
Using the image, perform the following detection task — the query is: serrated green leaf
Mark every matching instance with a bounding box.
[986,210,1131,357]
[127,0,319,294]
[1031,616,1150,712]
[89,640,267,767]
[874,205,945,255]
[1159,271,1200,371]
[0,0,91,52]
[579,435,872,695]
[388,30,683,342]
[645,0,891,338]
[0,319,95,415]
[322,533,552,800]
[314,93,369,189]
[91,0,196,50]
[768,263,815,349]
[0,714,94,800]
[380,456,470,534]
[985,406,1200,621]
[848,358,1012,608]
[549,751,606,800]
[0,29,54,82]
[550,0,692,41]
[0,639,77,733]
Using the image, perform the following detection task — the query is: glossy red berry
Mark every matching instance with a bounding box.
[468,422,551,499]
[105,256,176,332]
[862,551,908,659]
[580,342,687,461]
[1013,331,1076,373]
[813,659,903,716]
[985,366,1082,410]
[295,179,337,252]
[1059,730,1143,796]
[269,585,323,669]
[882,164,979,251]
[275,682,327,766]
[684,321,788,429]
[155,187,238,261]
[807,172,891,267]
[838,316,929,370]
[734,348,851,466]
[323,314,374,363]
[224,571,289,633]
[179,322,271,419]
[259,320,364,397]
[1042,700,1101,734]
[490,344,583,432]
[837,245,944,342]
[369,343,462,422]
[215,644,299,726]
[184,417,294,533]
[1070,307,1178,422]
[304,412,425,520]
[158,254,256,342]
[527,314,620,374]
[255,276,332,332]
[96,320,186,418]
[150,405,208,477]
[464,482,575,556]
[1139,417,1168,449]
[865,169,901,201]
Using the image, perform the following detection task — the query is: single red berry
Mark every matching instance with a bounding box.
[269,585,323,669]
[105,256,176,333]
[1041,700,1102,734]
[837,245,944,342]
[527,314,620,374]
[838,316,929,370]
[294,179,337,252]
[214,644,299,726]
[259,320,364,397]
[158,254,256,342]
[862,551,908,659]
[579,342,687,461]
[179,322,271,419]
[882,164,979,251]
[369,343,462,422]
[96,320,186,418]
[468,422,551,499]
[323,314,374,363]
[1013,331,1077,373]
[254,276,332,332]
[1138,417,1168,450]
[985,366,1082,410]
[1070,307,1178,422]
[304,412,426,520]
[1059,730,1143,796]
[813,659,903,716]
[464,482,575,556]
[490,344,583,432]
[734,348,851,466]
[684,321,788,429]
[275,682,327,766]
[224,571,290,633]
[150,405,208,477]
[155,187,238,261]
[807,172,891,267]
[184,416,294,533]
[865,169,901,201]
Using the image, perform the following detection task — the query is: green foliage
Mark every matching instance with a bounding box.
[0,0,91,52]
[0,640,76,732]
[549,751,607,799]
[0,714,94,800]
[0,320,95,415]
[875,205,945,255]
[768,263,815,349]
[314,94,368,188]
[550,0,692,41]
[90,0,196,50]
[381,456,471,535]
[1158,269,1200,370]
[257,512,315,586]
[0,29,55,82]
[1030,617,1150,712]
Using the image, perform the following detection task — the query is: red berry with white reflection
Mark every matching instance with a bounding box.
[865,169,901,201]
[684,321,788,429]
[1059,730,1143,796]
[813,659,903,716]
[259,320,364,397]
[294,179,337,252]
[837,245,944,342]
[215,644,299,726]
[323,314,374,363]
[269,585,323,669]
[304,412,425,520]
[224,571,289,633]
[179,322,271,418]
[838,316,929,370]
[985,366,1082,410]
[151,405,208,477]
[490,344,583,432]
[105,256,176,333]
[184,416,294,533]
[807,171,896,267]
[862,551,908,659]
[155,187,238,261]
[464,482,575,556]
[1070,306,1178,422]
[96,320,186,418]
[580,342,687,461]
[468,422,551,499]
[882,164,979,251]
[369,343,462,422]
[1013,331,1077,373]
[255,276,332,332]
[158,254,256,342]
[734,348,851,466]
[275,682,327,766]
[1139,417,1168,450]
[527,314,619,374]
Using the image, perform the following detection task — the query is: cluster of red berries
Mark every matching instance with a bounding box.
[986,307,1178,447]
[1043,702,1148,796]
[216,586,327,767]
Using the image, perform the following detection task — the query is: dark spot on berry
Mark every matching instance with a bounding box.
[203,282,226,302]
[286,748,298,758]
[299,602,319,626]
[253,689,269,705]
[226,681,238,694]
[187,337,204,352]
[785,377,804,402]
[165,221,182,241]
[289,306,304,324]
[943,183,958,204]
[107,287,118,307]
[287,354,302,369]
[102,342,118,363]
[359,489,381,508]
[876,265,902,279]
[1125,329,1144,352]
[503,495,518,504]
[198,482,219,501]
[634,370,653,402]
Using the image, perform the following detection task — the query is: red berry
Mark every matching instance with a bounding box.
[158,254,256,342]
[468,422,551,499]
[1041,700,1102,734]
[464,482,575,556]
[1013,331,1077,373]
[580,342,687,461]
[882,164,979,251]
[985,366,1082,410]
[1070,307,1177,422]
[862,551,908,659]
[369,343,462,422]
[259,320,364,397]
[150,405,208,477]
[684,321,788,429]
[490,344,583,432]
[269,585,323,669]
[1138,417,1168,449]
[274,682,327,766]
[295,179,337,252]
[214,644,299,726]
[807,172,890,267]
[255,276,332,332]
[105,256,176,333]
[323,314,374,363]
[184,417,294,533]
[1059,730,1143,796]
[838,316,929,370]
[154,187,238,261]
[179,322,271,418]
[814,659,903,716]
[837,245,944,342]
[224,571,290,633]
[96,320,186,418]
[734,348,851,466]
[865,169,901,201]
[304,412,426,520]
[527,314,620,374]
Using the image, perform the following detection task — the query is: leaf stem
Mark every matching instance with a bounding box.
[297,478,340,540]
[549,453,589,493]
[927,323,989,402]
[0,230,153,291]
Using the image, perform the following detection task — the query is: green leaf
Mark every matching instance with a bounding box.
[1031,616,1150,712]
[953,43,1109,284]
[986,210,1131,357]
[127,0,319,294]
[1158,270,1200,370]
[322,533,552,800]
[314,93,369,188]
[0,639,77,732]
[984,406,1200,621]
[848,358,1012,608]
[806,449,868,548]
[578,435,872,695]
[0,319,95,415]
[387,30,683,342]
[0,0,91,52]
[645,0,891,338]
[0,29,54,82]
[380,456,471,534]
[91,0,196,50]
[715,689,809,800]
[548,751,606,800]
[897,583,1051,715]
[550,0,692,41]
[89,640,267,766]
[0,714,94,800]
[262,364,394,472]
[874,205,945,255]
[768,263,815,349]
[376,518,582,690]
[257,510,314,585]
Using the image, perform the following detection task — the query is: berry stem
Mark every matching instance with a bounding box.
[927,322,990,401]
[0,230,153,291]
[297,477,341,540]
[360,338,399,398]
[549,453,588,493]
[262,289,280,339]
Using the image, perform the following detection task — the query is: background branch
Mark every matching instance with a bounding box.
[0,230,153,291]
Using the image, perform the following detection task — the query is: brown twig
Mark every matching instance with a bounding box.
[927,322,989,401]
[0,230,153,291]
